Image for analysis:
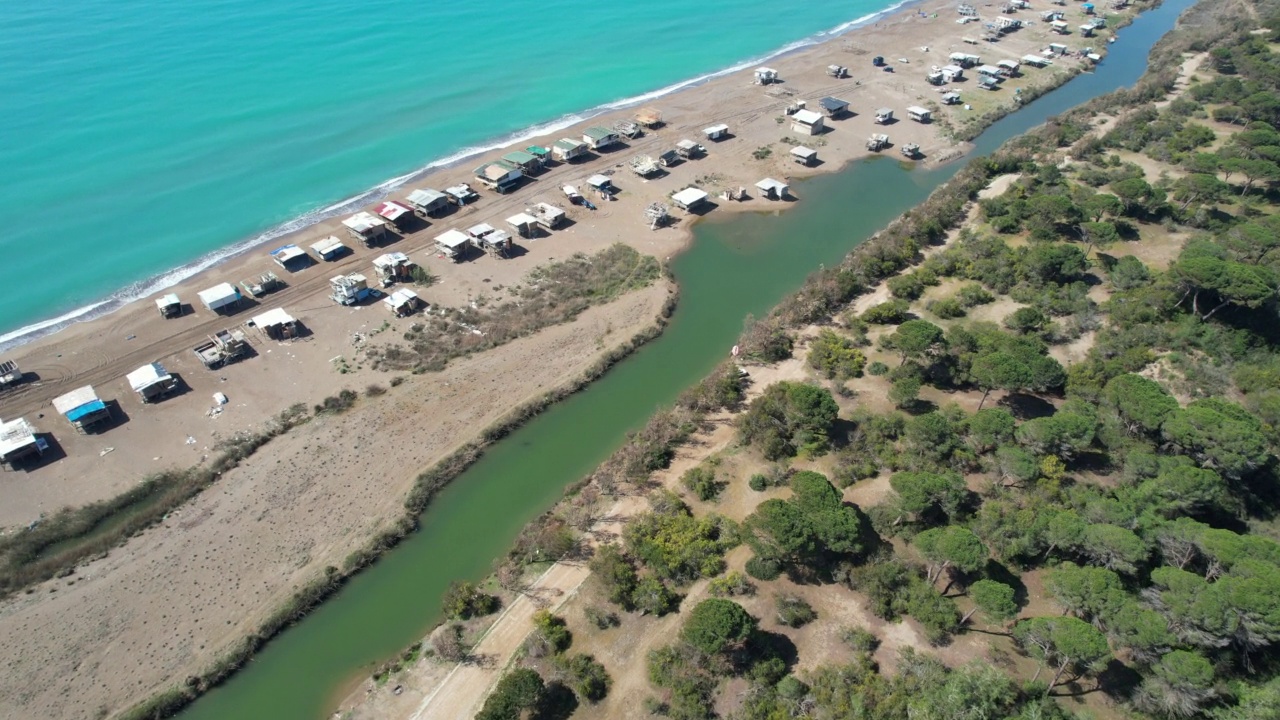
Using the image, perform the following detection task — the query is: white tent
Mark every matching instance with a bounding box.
[197,282,241,312]
[672,187,709,210]
[127,362,173,394]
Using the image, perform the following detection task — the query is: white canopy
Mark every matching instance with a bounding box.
[343,212,387,234]
[0,417,38,459]
[251,307,295,329]
[406,188,446,207]
[311,236,347,257]
[587,174,611,188]
[155,293,180,309]
[792,109,823,125]
[372,252,409,269]
[790,146,817,159]
[52,385,100,416]
[507,212,538,227]
[198,282,240,310]
[435,229,471,249]
[127,362,173,393]
[672,188,708,207]
[756,178,789,194]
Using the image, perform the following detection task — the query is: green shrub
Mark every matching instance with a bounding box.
[868,361,890,376]
[841,626,881,652]
[746,555,782,581]
[861,299,912,325]
[748,474,768,492]
[928,298,967,319]
[807,329,867,379]
[708,571,756,597]
[776,596,817,627]
[681,464,725,502]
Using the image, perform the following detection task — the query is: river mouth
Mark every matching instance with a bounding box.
[173,1,1200,717]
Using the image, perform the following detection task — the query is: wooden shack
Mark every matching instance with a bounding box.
[755,178,789,201]
[634,107,664,128]
[818,97,850,119]
[444,183,480,206]
[906,106,932,123]
[586,174,614,199]
[406,188,450,216]
[676,139,705,158]
[502,150,544,175]
[127,362,178,404]
[270,244,311,271]
[552,138,588,162]
[582,126,619,151]
[375,200,415,230]
[435,229,472,261]
[672,187,709,212]
[467,223,513,257]
[942,91,962,105]
[474,161,523,193]
[0,417,46,470]
[251,307,300,339]
[311,236,349,262]
[197,282,243,314]
[790,109,825,136]
[383,289,422,317]
[506,212,539,239]
[52,385,111,433]
[372,252,413,286]
[790,146,818,166]
[527,202,566,230]
[703,124,730,141]
[343,211,390,246]
[753,67,779,84]
[156,293,182,319]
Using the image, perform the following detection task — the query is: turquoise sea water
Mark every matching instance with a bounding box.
[0,0,896,346]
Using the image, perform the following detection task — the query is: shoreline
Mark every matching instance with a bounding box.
[0,0,918,354]
[0,2,1133,717]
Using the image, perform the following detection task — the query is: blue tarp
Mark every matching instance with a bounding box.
[66,400,107,422]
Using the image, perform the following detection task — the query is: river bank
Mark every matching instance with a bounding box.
[0,3,1140,719]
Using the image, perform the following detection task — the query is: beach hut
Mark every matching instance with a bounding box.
[372,252,413,286]
[586,174,614,200]
[753,67,779,84]
[1079,24,1094,37]
[995,16,1021,31]
[343,211,389,247]
[630,154,661,177]
[942,64,965,81]
[1022,54,1051,67]
[997,59,1020,76]
[527,202,566,230]
[311,236,349,262]
[874,108,894,124]
[950,52,981,67]
[790,146,818,166]
[1042,9,1064,20]
[582,126,620,151]
[0,360,21,388]
[502,150,543,175]
[406,188,450,217]
[156,293,182,319]
[979,75,1001,91]
[976,64,1004,79]
[1090,17,1108,28]
[240,271,282,298]
[1048,42,1070,55]
[52,385,111,433]
[1082,2,1095,13]
[827,64,848,78]
[906,106,932,123]
[127,362,178,404]
[659,149,680,167]
[634,107,664,128]
[942,91,962,105]
[552,138,588,162]
[375,200,415,230]
[445,183,480,206]
[526,145,552,165]
[467,223,513,257]
[434,229,471,261]
[474,161,523,193]
[198,282,243,314]
[755,178,789,201]
[818,97,850,118]
[866,134,889,152]
[270,244,311,271]
[927,70,945,86]
[671,187,709,212]
[703,124,730,141]
[790,109,825,136]
[0,417,46,470]
[901,142,922,159]
[383,288,422,317]
[1050,20,1070,34]
[506,212,539,239]
[251,307,301,339]
[676,139,705,159]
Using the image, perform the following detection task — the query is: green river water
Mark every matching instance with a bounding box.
[178,2,1197,716]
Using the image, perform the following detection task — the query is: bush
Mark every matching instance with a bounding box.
[861,299,912,325]
[631,576,681,616]
[748,474,769,492]
[868,361,890,376]
[775,596,817,627]
[476,668,545,720]
[681,464,725,502]
[1005,306,1048,334]
[807,329,867,379]
[957,283,995,307]
[314,389,358,415]
[738,381,841,459]
[746,555,782,581]
[708,571,756,597]
[584,606,621,629]
[841,626,881,652]
[441,580,500,620]
[532,610,573,654]
[556,653,612,703]
[928,298,967,319]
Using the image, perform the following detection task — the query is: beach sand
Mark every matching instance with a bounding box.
[0,3,1109,717]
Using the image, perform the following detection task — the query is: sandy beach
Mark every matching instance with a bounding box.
[0,2,1113,717]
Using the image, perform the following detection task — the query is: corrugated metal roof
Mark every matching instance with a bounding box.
[793,109,823,124]
[0,417,38,457]
[127,363,172,392]
[584,126,615,140]
[52,385,101,416]
[252,308,295,328]
[436,229,471,248]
